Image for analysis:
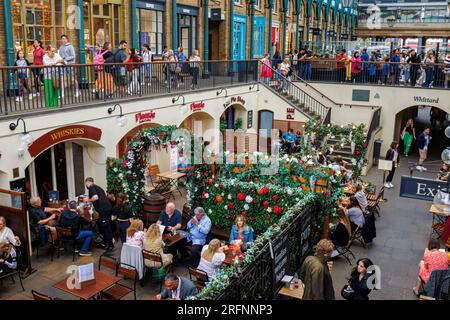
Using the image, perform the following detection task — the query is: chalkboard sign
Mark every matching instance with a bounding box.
[271,231,290,295]
[9,178,26,209]
[298,208,313,265]
[352,89,370,102]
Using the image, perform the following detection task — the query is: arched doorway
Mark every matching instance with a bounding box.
[258,110,274,153]
[116,122,162,157]
[221,104,248,154]
[180,111,216,146]
[395,105,449,160]
[25,139,106,204]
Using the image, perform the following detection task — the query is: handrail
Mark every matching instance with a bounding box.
[366,107,382,143]
[258,61,331,123]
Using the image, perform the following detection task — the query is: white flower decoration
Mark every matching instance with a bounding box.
[204,193,209,199]
[267,207,272,213]
[227,194,232,200]
[244,204,249,210]
[245,196,253,203]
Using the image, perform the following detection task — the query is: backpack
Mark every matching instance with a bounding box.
[93,51,107,71]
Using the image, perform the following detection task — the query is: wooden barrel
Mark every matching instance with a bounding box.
[142,193,167,227]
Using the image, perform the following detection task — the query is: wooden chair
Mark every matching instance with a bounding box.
[31,289,52,300]
[148,165,163,187]
[188,266,209,291]
[352,225,366,248]
[98,254,118,274]
[0,246,25,291]
[143,249,173,291]
[102,263,137,300]
[367,186,384,217]
[55,226,77,262]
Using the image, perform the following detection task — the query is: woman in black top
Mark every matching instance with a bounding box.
[384,141,400,189]
[330,207,352,248]
[345,258,374,300]
[111,193,135,243]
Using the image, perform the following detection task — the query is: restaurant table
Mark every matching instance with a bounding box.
[223,248,239,265]
[156,171,186,198]
[343,186,356,195]
[53,269,120,300]
[429,204,450,238]
[340,196,350,207]
[277,280,304,300]
[162,232,184,248]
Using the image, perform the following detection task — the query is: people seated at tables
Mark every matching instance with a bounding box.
[344,258,374,300]
[282,128,297,152]
[329,207,352,257]
[84,177,114,254]
[143,224,173,267]
[292,130,302,153]
[0,216,20,246]
[126,219,145,249]
[197,239,226,280]
[354,184,368,212]
[157,202,182,232]
[229,215,254,248]
[299,239,335,300]
[59,201,94,256]
[28,196,62,246]
[331,155,352,183]
[0,242,17,277]
[156,273,197,300]
[187,207,212,268]
[413,239,449,297]
[347,196,365,230]
[112,192,136,244]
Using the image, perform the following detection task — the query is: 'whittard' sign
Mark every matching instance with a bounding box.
[413,96,439,104]
[400,176,447,201]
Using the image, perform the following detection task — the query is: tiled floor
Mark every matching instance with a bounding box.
[0,153,444,300]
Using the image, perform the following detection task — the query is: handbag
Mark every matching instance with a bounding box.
[341,284,355,300]
[152,266,166,282]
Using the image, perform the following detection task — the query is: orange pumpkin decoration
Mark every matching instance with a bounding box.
[108,161,114,168]
[257,189,264,195]
[216,196,223,203]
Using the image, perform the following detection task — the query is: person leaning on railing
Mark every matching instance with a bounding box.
[43,46,66,108]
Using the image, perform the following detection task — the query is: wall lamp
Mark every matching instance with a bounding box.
[9,117,34,158]
[108,104,127,127]
[172,95,186,105]
[216,88,228,97]
[249,83,259,91]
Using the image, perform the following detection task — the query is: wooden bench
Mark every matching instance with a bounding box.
[211,227,229,242]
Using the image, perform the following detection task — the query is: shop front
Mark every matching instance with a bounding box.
[253,16,266,58]
[271,23,280,55]
[12,0,66,59]
[24,125,104,204]
[177,5,199,57]
[232,14,247,60]
[136,0,165,55]
[83,0,123,49]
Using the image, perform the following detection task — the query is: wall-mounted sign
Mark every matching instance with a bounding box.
[190,101,205,112]
[28,125,102,157]
[352,89,370,102]
[247,110,253,129]
[286,107,295,120]
[135,110,156,124]
[413,96,439,104]
[223,96,246,109]
[399,176,448,201]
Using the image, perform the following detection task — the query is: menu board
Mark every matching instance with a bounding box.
[271,231,290,295]
[298,208,312,266]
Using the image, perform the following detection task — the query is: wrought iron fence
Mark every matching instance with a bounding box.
[0,60,259,116]
[216,204,315,300]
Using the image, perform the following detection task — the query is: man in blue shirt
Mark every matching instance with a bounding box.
[282,129,297,153]
[157,202,182,232]
[187,207,211,267]
[360,48,369,83]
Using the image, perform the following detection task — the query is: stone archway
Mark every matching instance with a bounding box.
[116,122,162,158]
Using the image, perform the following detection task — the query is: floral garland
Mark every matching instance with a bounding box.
[106,157,125,194]
[301,120,368,179]
[121,125,179,212]
[188,192,317,300]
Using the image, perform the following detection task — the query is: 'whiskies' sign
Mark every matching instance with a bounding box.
[399,176,447,201]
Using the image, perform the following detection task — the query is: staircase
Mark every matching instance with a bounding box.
[324,137,354,165]
[267,83,319,119]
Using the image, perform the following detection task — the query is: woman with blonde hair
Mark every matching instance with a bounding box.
[0,242,17,276]
[329,206,352,257]
[229,215,254,246]
[143,223,173,267]
[125,219,144,249]
[197,238,226,279]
